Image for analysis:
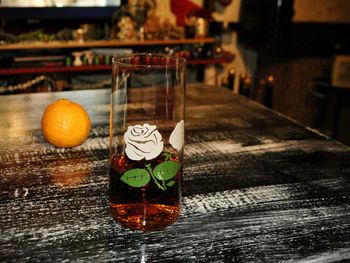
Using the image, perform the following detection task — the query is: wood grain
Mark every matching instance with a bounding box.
[0,85,350,262]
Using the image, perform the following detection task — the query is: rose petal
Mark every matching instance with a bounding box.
[145,141,164,160]
[125,144,143,160]
[170,120,184,151]
[124,123,164,161]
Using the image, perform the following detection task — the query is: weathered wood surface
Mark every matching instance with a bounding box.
[0,85,350,262]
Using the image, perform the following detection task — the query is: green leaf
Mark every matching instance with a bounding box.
[162,152,172,161]
[121,169,150,187]
[166,180,175,187]
[153,161,182,181]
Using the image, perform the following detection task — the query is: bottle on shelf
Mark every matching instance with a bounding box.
[238,72,247,88]
[263,75,274,108]
[238,72,252,98]
[72,52,83,67]
[227,68,236,91]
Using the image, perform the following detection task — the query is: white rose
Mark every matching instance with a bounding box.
[124,123,164,161]
[170,120,184,151]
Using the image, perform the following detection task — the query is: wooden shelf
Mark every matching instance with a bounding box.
[0,57,233,75]
[0,38,216,51]
[0,65,112,75]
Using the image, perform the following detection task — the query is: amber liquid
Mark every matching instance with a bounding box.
[109,153,181,231]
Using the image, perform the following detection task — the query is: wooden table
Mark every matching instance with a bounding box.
[1,85,350,262]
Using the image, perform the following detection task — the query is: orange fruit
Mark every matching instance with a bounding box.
[41,98,91,147]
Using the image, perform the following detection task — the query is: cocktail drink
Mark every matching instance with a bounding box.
[109,54,186,231]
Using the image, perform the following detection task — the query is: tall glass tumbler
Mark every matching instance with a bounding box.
[109,54,186,231]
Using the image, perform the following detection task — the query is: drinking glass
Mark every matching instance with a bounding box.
[109,54,186,231]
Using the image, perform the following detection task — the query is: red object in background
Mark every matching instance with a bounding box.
[219,0,233,7]
[170,0,212,27]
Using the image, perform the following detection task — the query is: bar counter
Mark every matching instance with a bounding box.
[1,85,350,262]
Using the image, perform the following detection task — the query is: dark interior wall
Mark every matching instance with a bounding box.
[253,53,350,145]
[256,56,331,122]
[238,0,350,145]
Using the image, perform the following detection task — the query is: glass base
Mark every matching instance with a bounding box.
[110,203,180,231]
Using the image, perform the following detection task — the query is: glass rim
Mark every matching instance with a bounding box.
[112,53,187,67]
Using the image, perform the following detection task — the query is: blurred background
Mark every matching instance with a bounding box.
[0,0,349,145]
